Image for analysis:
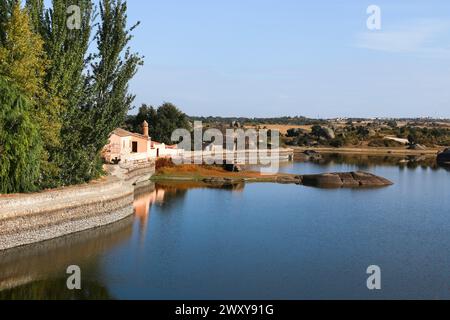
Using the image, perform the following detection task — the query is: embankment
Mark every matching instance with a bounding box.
[0,161,155,251]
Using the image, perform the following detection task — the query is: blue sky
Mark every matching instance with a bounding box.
[126,1,450,117]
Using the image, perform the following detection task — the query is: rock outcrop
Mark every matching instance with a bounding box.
[301,171,393,188]
[322,127,336,140]
[437,148,450,165]
[200,171,392,189]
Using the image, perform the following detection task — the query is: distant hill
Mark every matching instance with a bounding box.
[188,116,327,126]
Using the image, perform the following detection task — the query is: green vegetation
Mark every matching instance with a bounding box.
[0,77,43,193]
[125,103,191,144]
[285,121,450,148]
[190,115,326,126]
[0,0,142,193]
[395,126,450,147]
[0,2,60,188]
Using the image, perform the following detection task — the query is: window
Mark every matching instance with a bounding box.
[132,141,138,153]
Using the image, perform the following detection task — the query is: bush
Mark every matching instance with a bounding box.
[368,138,403,148]
[329,138,345,148]
[155,157,175,170]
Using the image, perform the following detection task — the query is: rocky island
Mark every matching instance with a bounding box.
[152,164,393,189]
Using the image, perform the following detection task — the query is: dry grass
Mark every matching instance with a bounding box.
[245,124,313,134]
[153,159,260,179]
[155,164,267,179]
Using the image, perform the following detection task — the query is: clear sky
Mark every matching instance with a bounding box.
[124,0,450,118]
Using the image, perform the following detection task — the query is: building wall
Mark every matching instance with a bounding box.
[130,136,149,154]
[105,131,183,163]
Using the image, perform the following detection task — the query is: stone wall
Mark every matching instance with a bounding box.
[0,162,155,251]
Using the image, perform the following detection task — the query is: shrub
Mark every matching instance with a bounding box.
[368,138,403,148]
[155,157,175,170]
[329,138,345,148]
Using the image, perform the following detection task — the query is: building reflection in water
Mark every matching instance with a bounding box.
[132,180,244,245]
[0,180,246,299]
[133,182,165,245]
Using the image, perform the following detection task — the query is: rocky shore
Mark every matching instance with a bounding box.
[201,171,392,188]
[153,163,393,189]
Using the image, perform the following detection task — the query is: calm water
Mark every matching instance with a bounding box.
[1,155,450,300]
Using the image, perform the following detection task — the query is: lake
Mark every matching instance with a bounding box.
[1,155,450,299]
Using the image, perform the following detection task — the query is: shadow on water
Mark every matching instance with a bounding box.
[0,214,134,299]
[0,180,244,300]
[437,163,450,172]
[0,278,113,300]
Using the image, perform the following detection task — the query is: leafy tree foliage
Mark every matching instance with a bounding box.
[0,0,16,45]
[0,77,43,193]
[68,0,143,183]
[126,103,191,145]
[1,0,142,192]
[0,3,60,187]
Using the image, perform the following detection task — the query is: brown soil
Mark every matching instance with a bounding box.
[154,164,288,180]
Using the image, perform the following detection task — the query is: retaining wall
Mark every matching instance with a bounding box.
[0,161,155,251]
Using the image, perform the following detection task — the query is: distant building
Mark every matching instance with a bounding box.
[103,121,184,164]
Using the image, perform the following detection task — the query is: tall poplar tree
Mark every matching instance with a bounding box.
[2,0,143,190]
[64,0,143,183]
[25,0,93,186]
[0,0,16,45]
[0,77,43,194]
[0,3,60,187]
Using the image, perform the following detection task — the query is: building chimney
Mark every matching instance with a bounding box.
[142,120,149,137]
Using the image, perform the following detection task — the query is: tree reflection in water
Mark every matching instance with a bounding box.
[0,214,134,299]
[0,180,246,300]
[301,153,441,170]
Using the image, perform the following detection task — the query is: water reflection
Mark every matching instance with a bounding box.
[297,153,441,170]
[0,214,133,299]
[1,155,449,299]
[0,181,243,299]
[438,163,450,172]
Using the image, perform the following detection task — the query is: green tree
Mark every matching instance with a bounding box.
[26,0,142,186]
[0,3,60,188]
[0,0,16,45]
[25,0,93,187]
[0,77,43,194]
[127,103,191,145]
[311,125,323,139]
[124,104,157,132]
[64,0,144,183]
